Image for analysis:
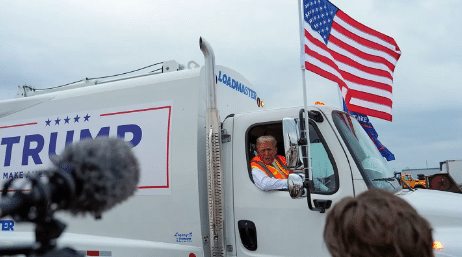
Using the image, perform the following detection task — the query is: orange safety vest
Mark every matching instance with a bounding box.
[251,155,289,179]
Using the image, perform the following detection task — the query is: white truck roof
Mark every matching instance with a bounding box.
[4,62,265,123]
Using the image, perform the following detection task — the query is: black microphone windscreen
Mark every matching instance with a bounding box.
[54,137,140,217]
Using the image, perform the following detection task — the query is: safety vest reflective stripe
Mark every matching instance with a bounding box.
[251,161,276,178]
[274,156,289,175]
[251,155,289,179]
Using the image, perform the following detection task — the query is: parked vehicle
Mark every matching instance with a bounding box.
[395,171,462,194]
[400,173,427,189]
[1,38,462,256]
[440,160,462,187]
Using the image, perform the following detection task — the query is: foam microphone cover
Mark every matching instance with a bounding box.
[54,137,140,217]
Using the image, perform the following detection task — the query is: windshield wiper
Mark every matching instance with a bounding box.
[372,177,395,182]
[372,177,397,189]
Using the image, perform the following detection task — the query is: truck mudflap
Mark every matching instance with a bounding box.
[427,174,462,194]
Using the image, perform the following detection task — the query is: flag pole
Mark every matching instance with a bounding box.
[338,85,344,111]
[298,0,312,183]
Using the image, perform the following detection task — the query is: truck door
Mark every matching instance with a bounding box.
[230,110,355,257]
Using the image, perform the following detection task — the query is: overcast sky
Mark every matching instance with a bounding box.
[1,0,461,172]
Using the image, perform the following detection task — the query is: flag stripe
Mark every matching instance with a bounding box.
[341,72,391,93]
[349,89,392,107]
[336,10,400,52]
[330,50,393,81]
[350,97,392,114]
[304,48,347,89]
[303,53,392,112]
[305,44,340,79]
[329,35,395,73]
[336,59,393,86]
[347,81,392,99]
[331,26,398,67]
[332,21,400,62]
[328,41,393,76]
[304,61,347,90]
[347,103,392,121]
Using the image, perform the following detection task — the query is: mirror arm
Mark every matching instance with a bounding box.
[298,109,324,213]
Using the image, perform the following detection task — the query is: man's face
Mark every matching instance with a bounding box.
[257,141,277,165]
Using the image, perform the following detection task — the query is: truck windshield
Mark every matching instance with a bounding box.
[332,111,400,192]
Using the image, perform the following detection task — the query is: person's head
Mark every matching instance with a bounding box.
[323,189,434,257]
[256,135,277,165]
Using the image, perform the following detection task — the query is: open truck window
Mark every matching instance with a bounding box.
[246,122,285,184]
[246,120,338,194]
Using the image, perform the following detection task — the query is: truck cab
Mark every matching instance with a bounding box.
[222,104,404,256]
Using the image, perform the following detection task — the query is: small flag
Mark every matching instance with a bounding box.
[343,100,395,161]
[302,0,401,121]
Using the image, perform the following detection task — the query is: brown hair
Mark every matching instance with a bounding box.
[323,189,434,257]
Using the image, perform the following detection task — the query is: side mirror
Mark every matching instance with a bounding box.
[282,118,300,169]
[288,173,305,199]
[285,110,326,212]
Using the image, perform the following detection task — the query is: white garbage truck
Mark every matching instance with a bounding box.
[0,38,461,256]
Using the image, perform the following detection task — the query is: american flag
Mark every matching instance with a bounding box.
[302,0,401,121]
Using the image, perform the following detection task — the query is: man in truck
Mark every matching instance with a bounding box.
[250,135,289,190]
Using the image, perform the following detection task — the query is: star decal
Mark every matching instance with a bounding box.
[44,114,92,126]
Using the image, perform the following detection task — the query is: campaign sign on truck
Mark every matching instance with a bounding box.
[0,101,172,195]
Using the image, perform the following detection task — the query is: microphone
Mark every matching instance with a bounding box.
[0,137,140,219]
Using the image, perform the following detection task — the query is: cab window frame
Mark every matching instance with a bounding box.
[245,121,285,184]
[245,119,339,195]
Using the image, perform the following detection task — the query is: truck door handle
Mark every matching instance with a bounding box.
[313,200,332,213]
[238,220,257,251]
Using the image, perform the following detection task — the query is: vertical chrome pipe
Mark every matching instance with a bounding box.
[200,37,225,257]
[200,37,217,110]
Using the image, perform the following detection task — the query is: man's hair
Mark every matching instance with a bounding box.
[323,189,434,257]
[256,135,277,148]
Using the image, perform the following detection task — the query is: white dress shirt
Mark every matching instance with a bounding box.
[252,160,288,191]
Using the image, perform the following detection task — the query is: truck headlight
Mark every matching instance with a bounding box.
[433,241,444,250]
